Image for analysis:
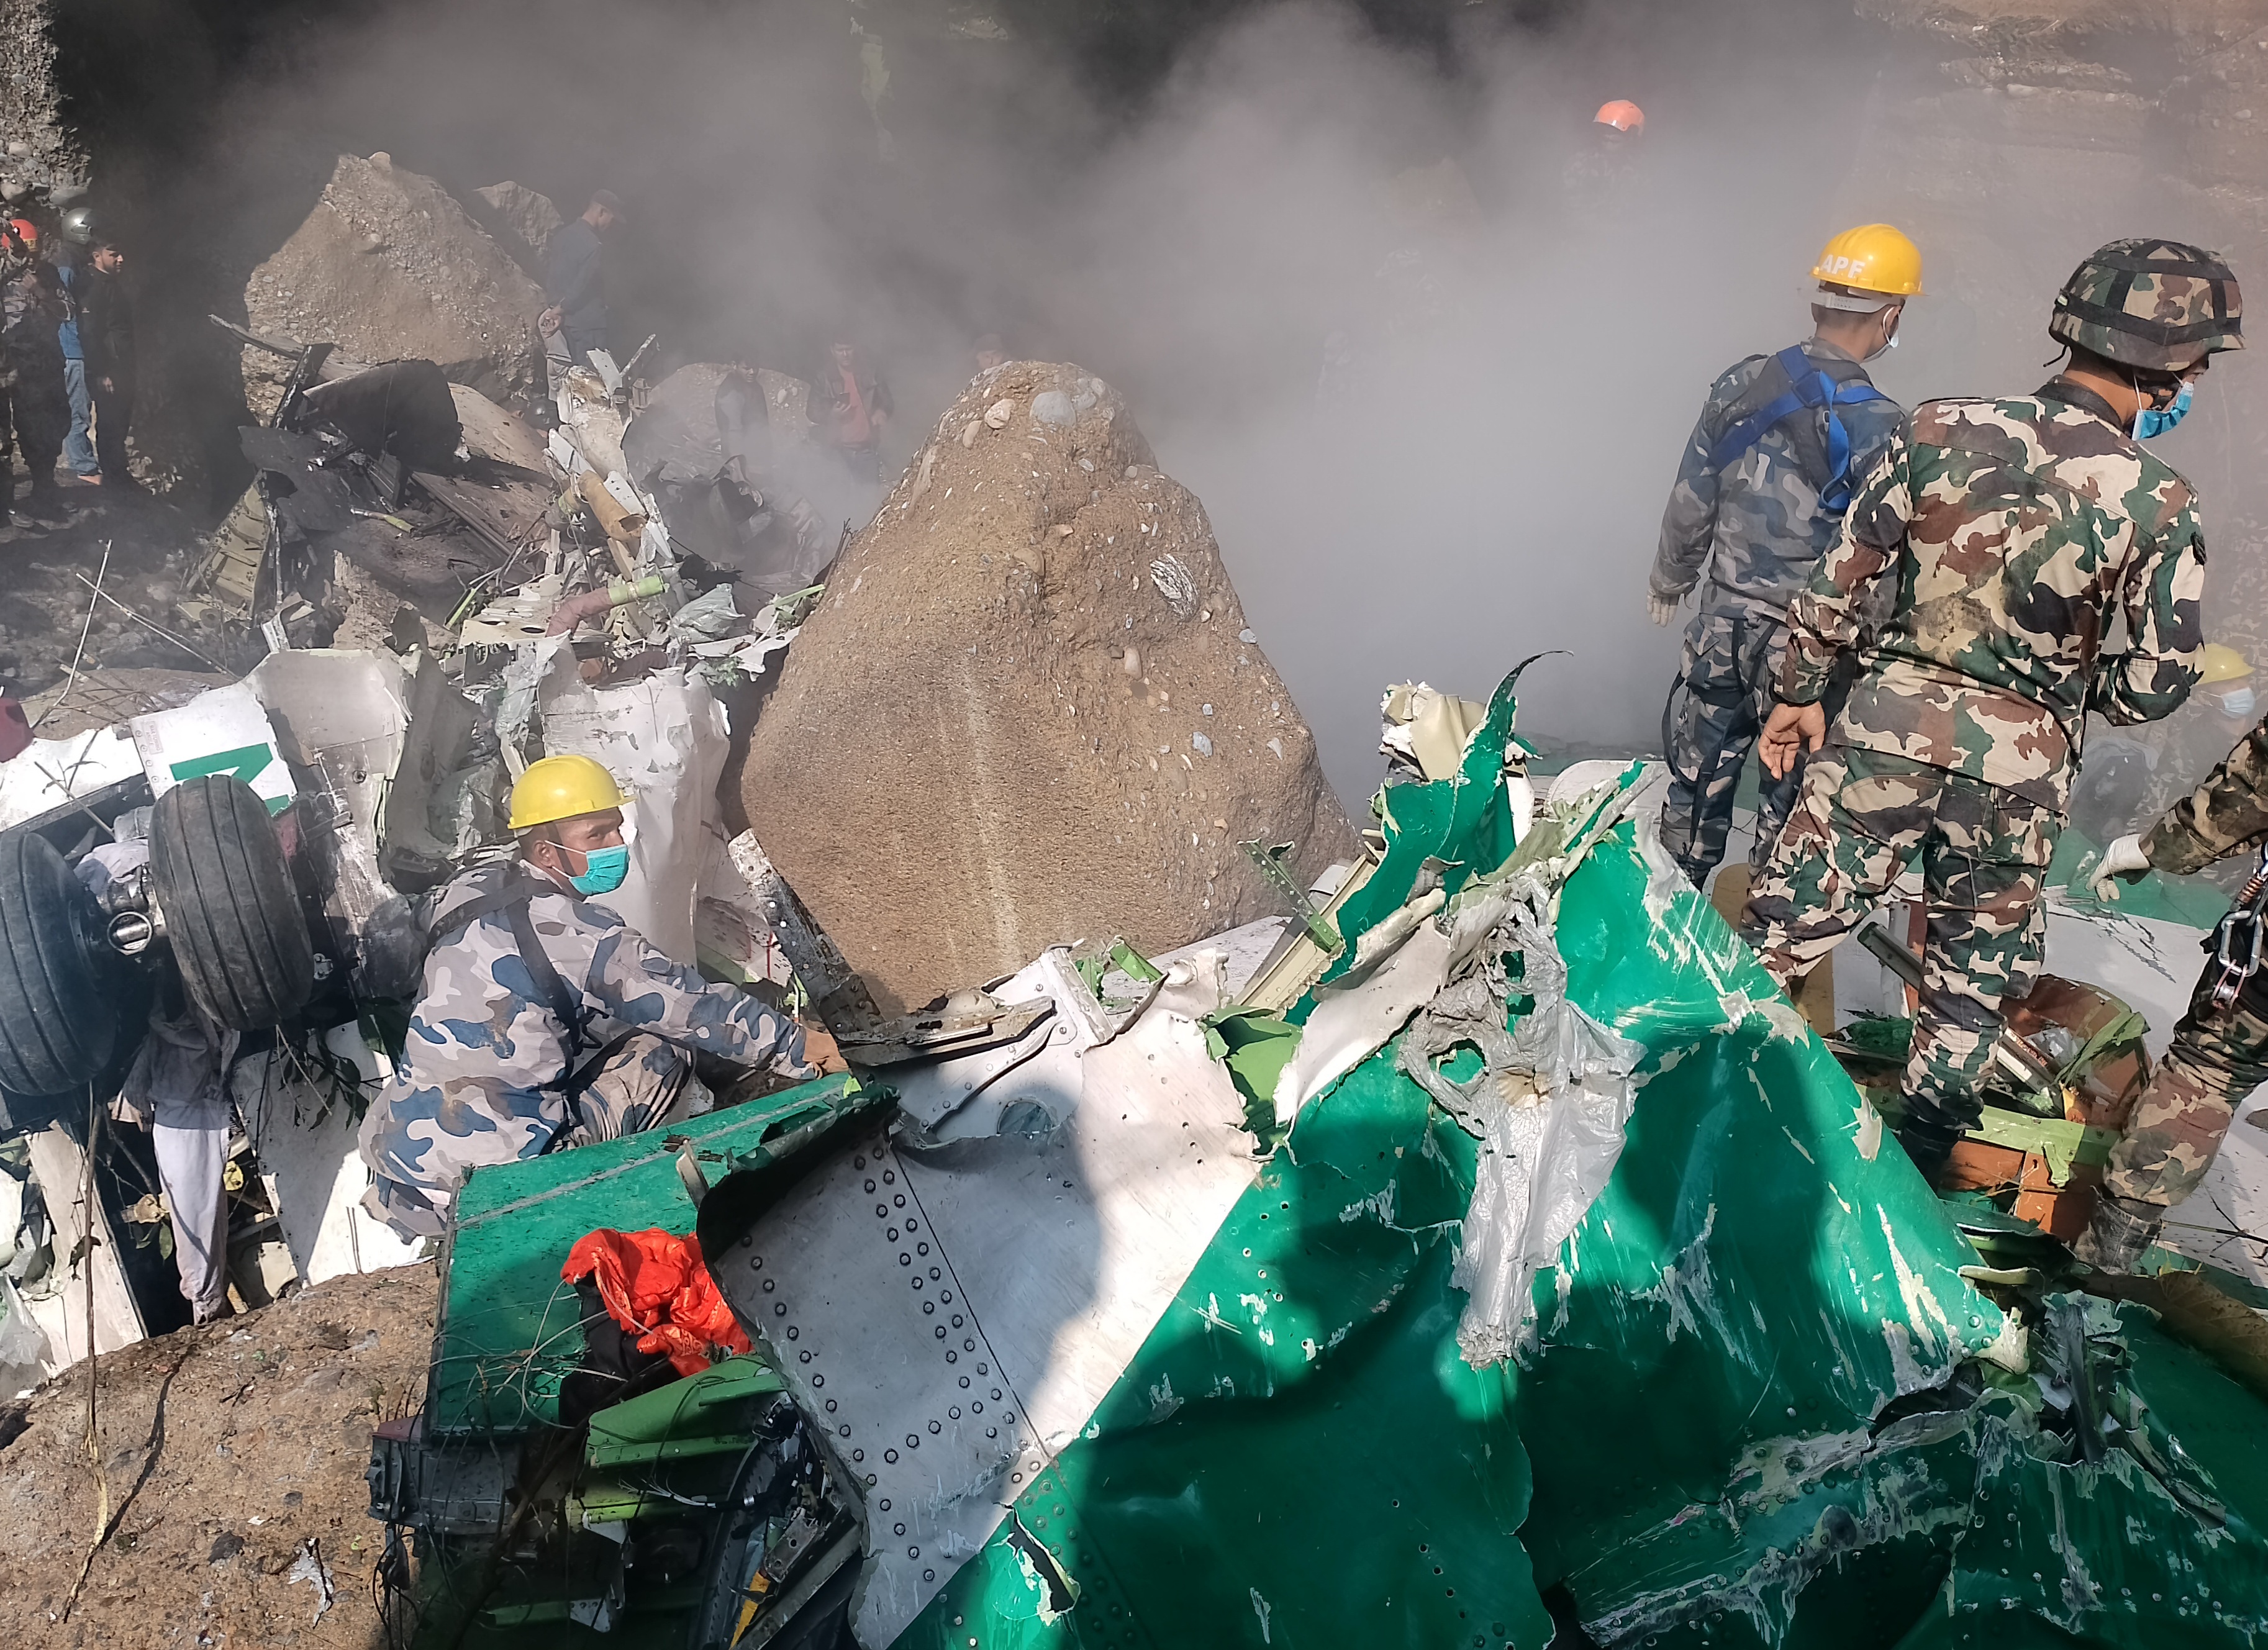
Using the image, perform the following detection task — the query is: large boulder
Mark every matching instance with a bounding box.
[735,361,1357,1013]
[237,152,545,419]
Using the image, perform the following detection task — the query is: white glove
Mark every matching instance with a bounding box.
[1647,592,1681,627]
[2088,833,2152,900]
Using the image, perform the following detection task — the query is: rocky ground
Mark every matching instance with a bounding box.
[0,1262,436,1648]
[0,476,215,706]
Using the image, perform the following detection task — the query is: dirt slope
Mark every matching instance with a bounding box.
[238,152,545,420]
[1,1263,435,1647]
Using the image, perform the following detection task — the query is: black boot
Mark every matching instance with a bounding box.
[1895,1088,1975,1188]
[2073,1194,2161,1273]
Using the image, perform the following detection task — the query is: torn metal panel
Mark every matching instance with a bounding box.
[243,648,408,848]
[412,468,551,563]
[0,723,146,832]
[379,648,486,892]
[1400,871,1644,1366]
[1235,841,1379,1013]
[885,667,2035,1650]
[707,971,1263,1648]
[1269,888,1449,1121]
[427,1073,871,1436]
[128,681,295,815]
[1379,679,1489,782]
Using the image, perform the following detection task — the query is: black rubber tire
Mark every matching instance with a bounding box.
[0,827,117,1096]
[152,774,314,1030]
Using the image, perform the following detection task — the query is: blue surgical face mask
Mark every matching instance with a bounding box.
[2134,379,2194,440]
[2216,686,2257,722]
[568,843,630,897]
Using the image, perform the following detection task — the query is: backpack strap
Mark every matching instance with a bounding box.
[1706,345,1891,514]
[434,872,596,1055]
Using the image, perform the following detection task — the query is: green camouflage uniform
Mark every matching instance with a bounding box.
[1,263,68,484]
[2103,717,2268,1208]
[1744,379,2205,1153]
[1651,339,1904,885]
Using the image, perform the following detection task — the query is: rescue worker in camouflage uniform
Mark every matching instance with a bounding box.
[1744,238,2240,1181]
[0,216,47,527]
[1,245,71,523]
[2085,717,2268,1268]
[1649,225,1920,887]
[2120,643,2256,881]
[358,754,812,1238]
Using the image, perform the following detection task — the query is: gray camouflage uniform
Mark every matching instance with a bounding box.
[358,861,811,1236]
[1651,338,1905,885]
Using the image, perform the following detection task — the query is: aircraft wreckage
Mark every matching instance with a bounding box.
[353,671,2268,1648]
[0,342,2258,1646]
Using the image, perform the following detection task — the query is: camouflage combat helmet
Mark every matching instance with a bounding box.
[2050,238,2243,371]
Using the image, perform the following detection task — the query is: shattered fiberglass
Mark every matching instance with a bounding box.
[422,666,2268,1648]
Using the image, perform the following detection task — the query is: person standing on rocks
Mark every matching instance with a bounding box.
[540,189,623,368]
[1,238,75,524]
[1743,238,2240,1184]
[1648,225,1920,888]
[0,216,40,527]
[78,233,134,487]
[49,205,97,484]
[810,335,892,519]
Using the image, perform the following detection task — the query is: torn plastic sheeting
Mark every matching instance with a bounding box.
[537,656,728,964]
[1,1274,53,1398]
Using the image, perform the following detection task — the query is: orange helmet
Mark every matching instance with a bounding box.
[7,217,35,250]
[1594,100,1644,135]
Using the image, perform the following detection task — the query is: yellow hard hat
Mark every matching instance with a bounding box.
[2200,641,2252,684]
[508,754,626,832]
[1812,224,1924,299]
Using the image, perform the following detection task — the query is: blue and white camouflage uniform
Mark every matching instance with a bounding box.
[358,861,810,1232]
[1650,337,1905,885]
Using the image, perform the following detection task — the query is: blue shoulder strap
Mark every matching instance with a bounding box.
[1706,345,1890,512]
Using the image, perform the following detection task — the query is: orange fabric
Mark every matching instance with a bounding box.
[562,1226,754,1377]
